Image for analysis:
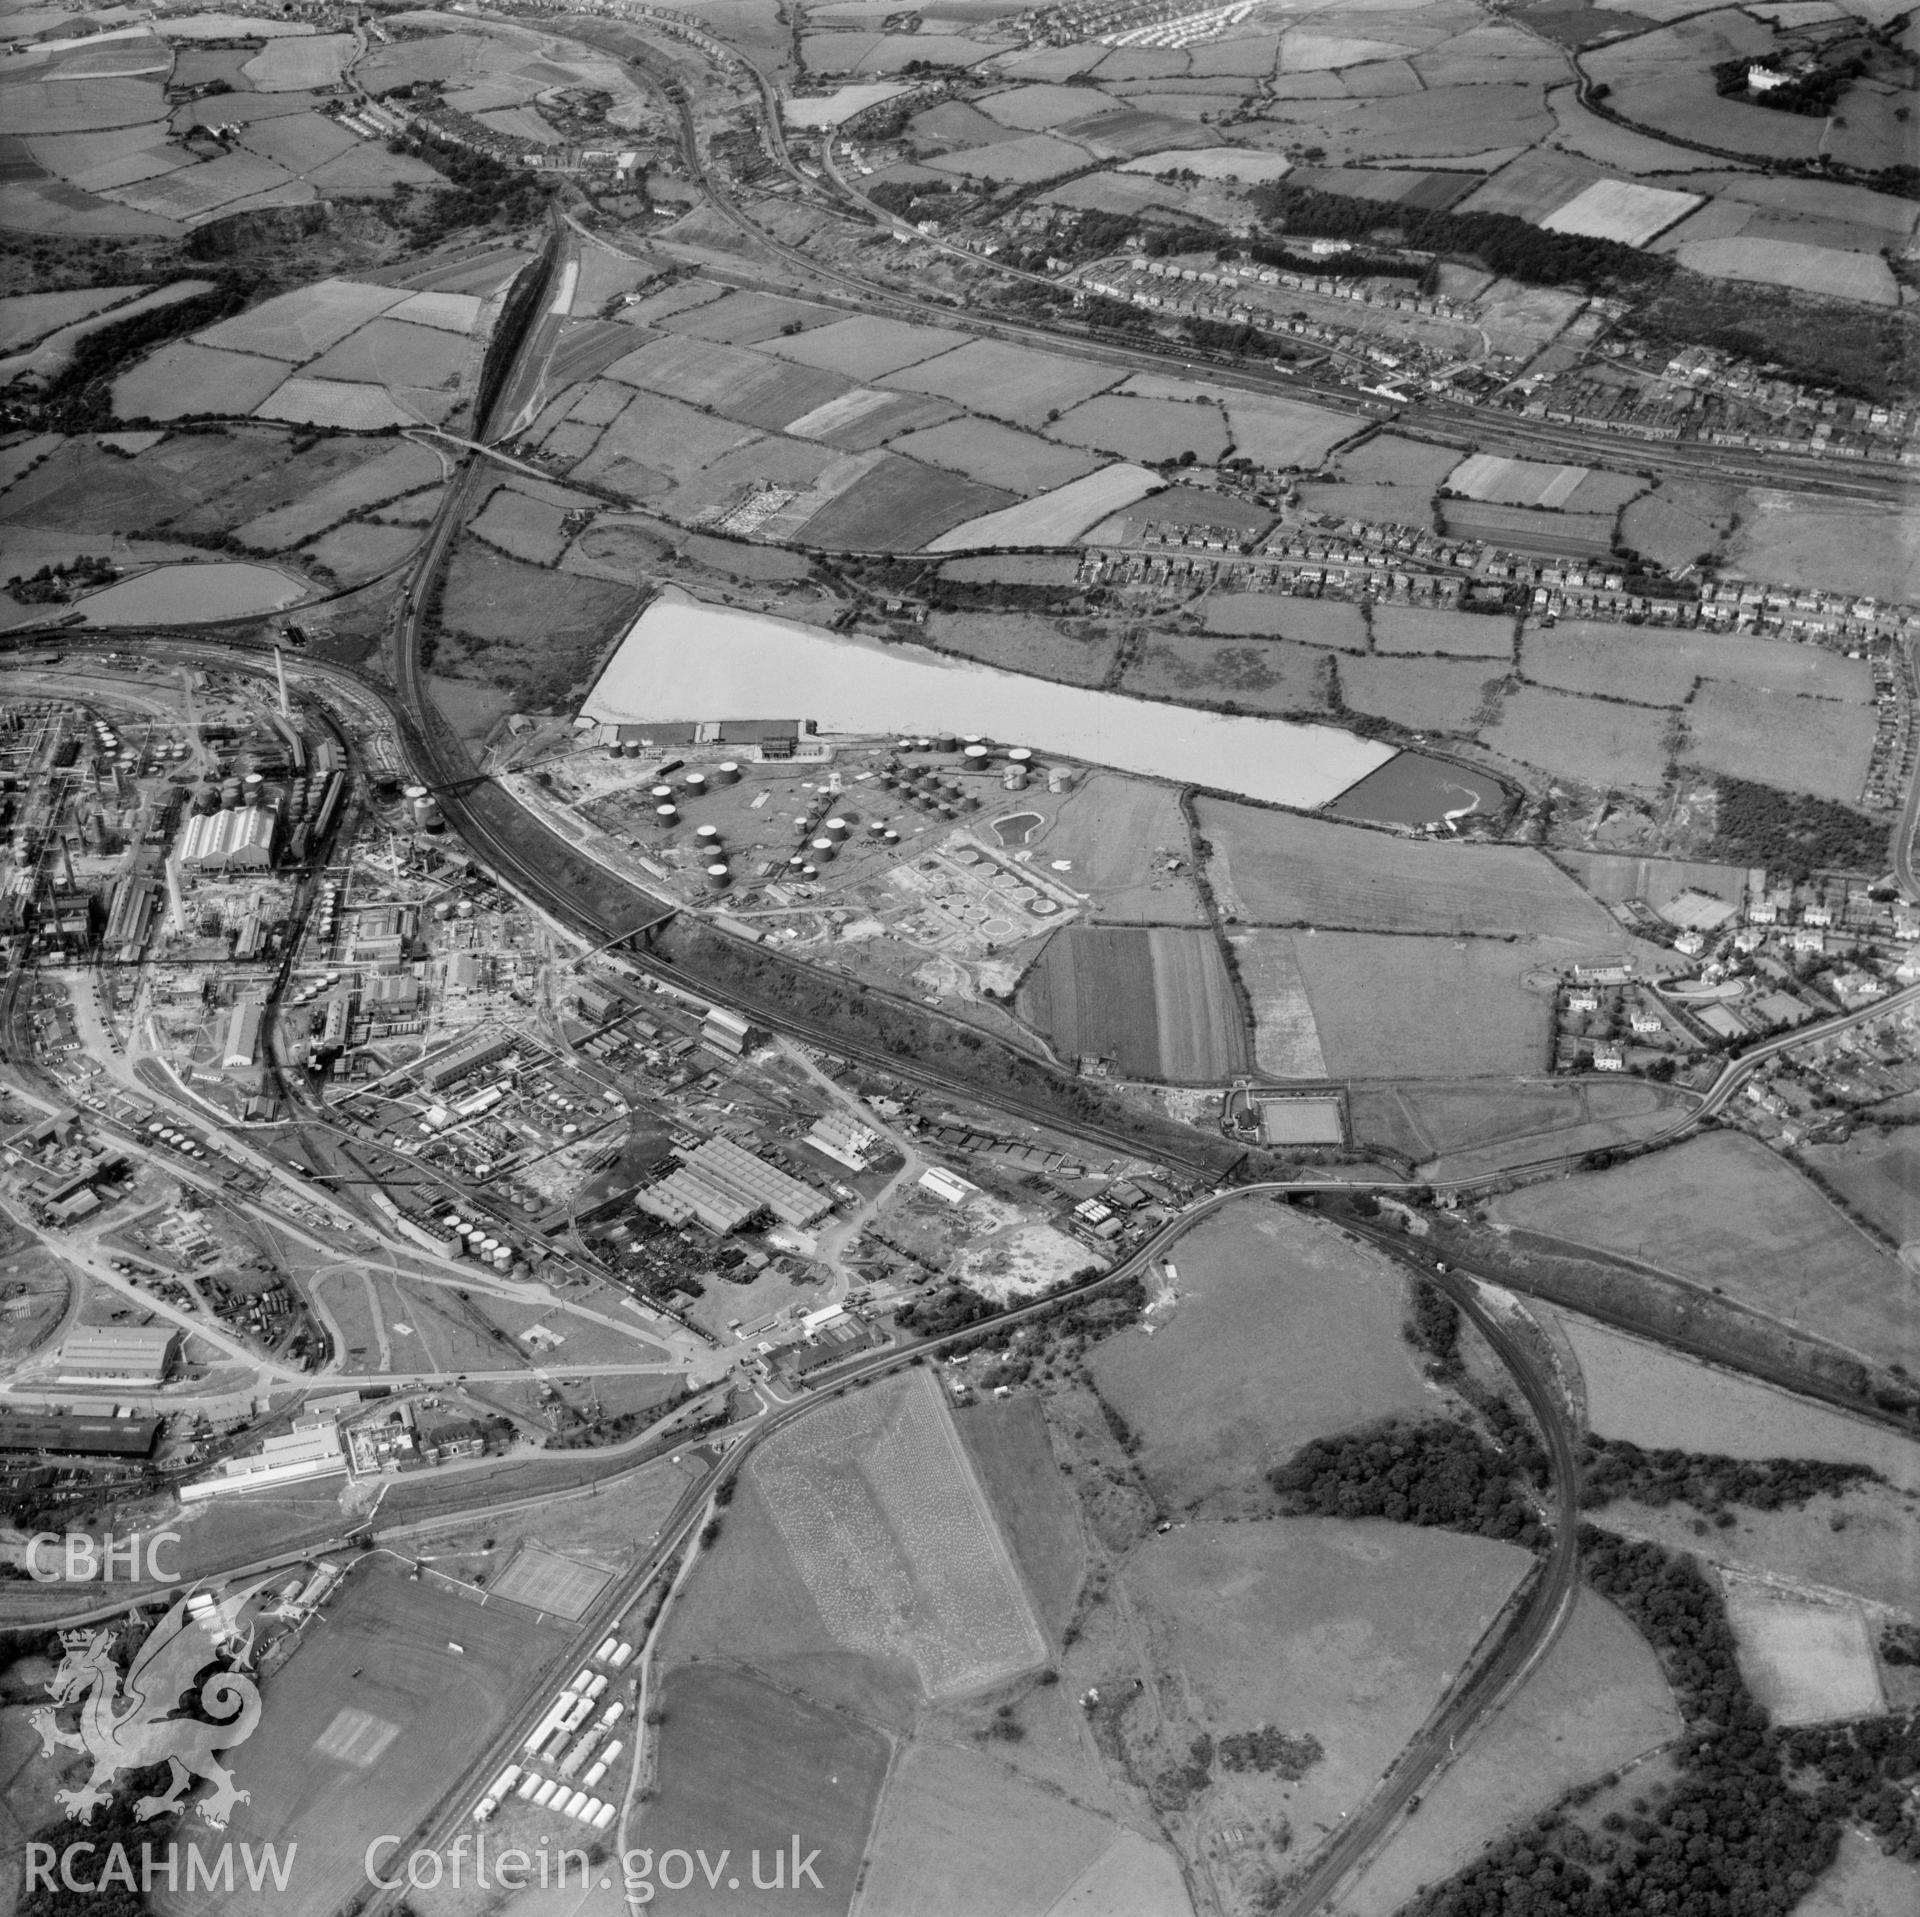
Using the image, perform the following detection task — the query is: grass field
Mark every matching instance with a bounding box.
[1123,633,1333,715]
[1352,1078,1677,1167]
[1118,1519,1531,1841]
[884,337,1122,427]
[437,542,637,706]
[114,342,287,420]
[1799,1832,1920,1917]
[1342,654,1505,732]
[925,463,1161,551]
[852,1741,1125,1917]
[1554,1314,1920,1491]
[304,316,470,389]
[638,1666,889,1917]
[197,278,406,361]
[925,609,1119,686]
[1480,683,1674,790]
[164,1559,560,1917]
[1018,925,1249,1080]
[1339,1588,1679,1917]
[233,441,441,550]
[1494,1132,1917,1368]
[1041,771,1209,922]
[469,482,572,565]
[254,377,417,430]
[1686,680,1876,804]
[1725,1585,1883,1726]
[1444,501,1616,558]
[1371,605,1516,657]
[1287,930,1552,1078]
[1230,931,1328,1078]
[1044,393,1229,466]
[763,312,970,378]
[1522,623,1872,706]
[1554,850,1754,914]
[1194,797,1633,944]
[953,1394,1084,1640]
[750,1369,1047,1699]
[1803,1135,1920,1245]
[794,454,1012,551]
[1201,593,1368,648]
[1091,1201,1434,1513]
[1338,432,1466,490]
[888,415,1101,494]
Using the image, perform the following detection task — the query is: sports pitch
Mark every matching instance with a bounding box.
[489,1542,613,1618]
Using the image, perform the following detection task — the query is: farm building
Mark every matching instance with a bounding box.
[177,805,276,871]
[56,1324,179,1386]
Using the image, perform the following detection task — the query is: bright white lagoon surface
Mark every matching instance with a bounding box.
[584,590,1397,810]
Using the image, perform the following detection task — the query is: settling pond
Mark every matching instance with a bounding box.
[588,593,1401,815]
[1330,753,1508,831]
[76,562,307,626]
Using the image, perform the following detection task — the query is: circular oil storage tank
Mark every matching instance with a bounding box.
[961,795,981,812]
[933,732,958,753]
[694,823,722,847]
[823,816,851,841]
[963,744,990,768]
[937,802,957,818]
[682,773,707,802]
[810,836,837,862]
[622,741,642,758]
[705,863,731,890]
[493,1248,511,1267]
[607,742,625,758]
[786,855,807,872]
[1048,767,1075,793]
[443,1213,463,1230]
[1006,747,1033,768]
[881,828,900,844]
[800,863,818,879]
[220,780,242,809]
[650,784,674,803]
[714,761,741,786]
[562,1123,579,1137]
[654,804,678,828]
[413,796,444,831]
[1003,768,1029,790]
[456,899,474,919]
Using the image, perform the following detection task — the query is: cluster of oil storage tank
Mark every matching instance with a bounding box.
[402,784,444,832]
[646,762,740,891]
[441,1212,519,1270]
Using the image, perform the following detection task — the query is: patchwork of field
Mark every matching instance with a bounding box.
[750,1368,1047,1699]
[1229,930,1328,1078]
[953,1393,1084,1640]
[1091,1202,1433,1514]
[1494,1132,1919,1368]
[1019,925,1249,1081]
[1045,393,1230,466]
[1194,797,1636,945]
[927,462,1162,551]
[639,1666,889,1917]
[437,542,638,706]
[112,275,490,427]
[1554,849,1754,917]
[886,337,1122,426]
[164,1559,557,1917]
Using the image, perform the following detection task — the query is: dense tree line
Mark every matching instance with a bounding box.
[1706,774,1888,878]
[388,131,554,241]
[1268,1413,1548,1548]
[1248,237,1423,282]
[1403,1278,1463,1378]
[1248,182,1673,293]
[1412,1528,1920,1914]
[1216,1726,1324,1777]
[1579,1436,1881,1516]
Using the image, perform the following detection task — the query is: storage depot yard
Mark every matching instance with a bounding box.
[584,591,1395,813]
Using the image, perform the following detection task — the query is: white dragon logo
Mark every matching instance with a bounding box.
[30,1581,267,1830]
